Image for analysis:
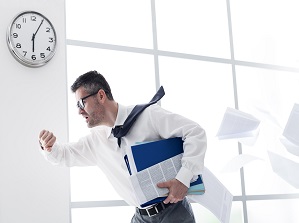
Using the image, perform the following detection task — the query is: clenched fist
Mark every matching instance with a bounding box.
[39,130,56,152]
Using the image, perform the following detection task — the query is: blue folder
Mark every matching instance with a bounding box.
[130,137,205,207]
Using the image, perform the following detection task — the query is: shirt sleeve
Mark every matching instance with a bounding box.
[149,105,207,188]
[40,134,99,167]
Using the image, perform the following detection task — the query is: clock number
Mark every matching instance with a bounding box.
[49,37,54,43]
[40,53,45,58]
[13,33,18,38]
[23,51,27,56]
[46,27,50,33]
[16,43,21,48]
[32,55,36,60]
[46,46,51,51]
[15,24,21,29]
[31,16,36,21]
[23,18,27,23]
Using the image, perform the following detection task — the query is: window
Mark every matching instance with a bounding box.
[66,0,299,222]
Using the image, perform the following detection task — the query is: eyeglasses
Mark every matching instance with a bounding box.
[77,92,98,110]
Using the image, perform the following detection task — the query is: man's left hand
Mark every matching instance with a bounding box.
[157,179,188,204]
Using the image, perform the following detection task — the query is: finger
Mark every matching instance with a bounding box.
[157,181,171,188]
[44,137,56,152]
[40,130,50,141]
[163,194,173,204]
[39,131,55,148]
[44,135,56,147]
[39,129,47,139]
[170,198,179,204]
[44,132,53,142]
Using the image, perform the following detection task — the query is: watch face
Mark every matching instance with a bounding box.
[7,11,57,67]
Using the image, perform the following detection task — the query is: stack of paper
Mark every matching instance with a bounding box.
[126,137,204,207]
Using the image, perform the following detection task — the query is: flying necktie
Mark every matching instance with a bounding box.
[112,86,165,147]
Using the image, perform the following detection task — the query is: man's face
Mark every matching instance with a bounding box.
[75,87,105,128]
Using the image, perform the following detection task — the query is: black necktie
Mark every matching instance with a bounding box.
[112,86,165,147]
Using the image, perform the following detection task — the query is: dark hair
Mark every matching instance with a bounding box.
[71,70,114,100]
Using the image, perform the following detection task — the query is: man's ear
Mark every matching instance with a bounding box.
[98,89,105,101]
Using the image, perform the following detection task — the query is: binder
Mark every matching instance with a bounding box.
[130,137,205,207]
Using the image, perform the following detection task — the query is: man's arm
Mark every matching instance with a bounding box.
[149,105,207,203]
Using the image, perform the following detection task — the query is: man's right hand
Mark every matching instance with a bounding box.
[39,130,56,152]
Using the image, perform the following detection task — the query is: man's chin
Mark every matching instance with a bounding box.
[87,122,101,128]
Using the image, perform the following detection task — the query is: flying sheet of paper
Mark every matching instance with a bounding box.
[221,154,264,173]
[282,103,299,146]
[188,167,233,223]
[216,107,260,143]
[237,129,260,146]
[268,151,299,189]
[280,137,299,157]
[252,104,282,129]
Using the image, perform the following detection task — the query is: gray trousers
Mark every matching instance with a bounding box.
[131,198,196,223]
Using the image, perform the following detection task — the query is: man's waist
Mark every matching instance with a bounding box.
[137,201,176,217]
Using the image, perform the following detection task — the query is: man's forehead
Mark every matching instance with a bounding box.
[75,87,88,99]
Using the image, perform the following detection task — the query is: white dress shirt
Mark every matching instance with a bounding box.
[42,104,207,207]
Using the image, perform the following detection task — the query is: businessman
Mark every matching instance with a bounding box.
[39,70,207,223]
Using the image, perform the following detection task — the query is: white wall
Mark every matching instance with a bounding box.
[0,1,70,223]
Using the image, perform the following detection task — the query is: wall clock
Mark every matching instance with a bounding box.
[7,11,57,67]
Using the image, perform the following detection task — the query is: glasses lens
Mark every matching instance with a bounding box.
[77,100,84,110]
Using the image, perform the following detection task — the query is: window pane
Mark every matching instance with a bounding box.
[71,206,135,223]
[231,0,299,67]
[236,66,299,195]
[156,0,231,58]
[159,56,242,195]
[67,45,156,201]
[66,0,153,48]
[247,199,299,223]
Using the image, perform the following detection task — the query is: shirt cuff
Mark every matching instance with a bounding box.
[175,166,194,188]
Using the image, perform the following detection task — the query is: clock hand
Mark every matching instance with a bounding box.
[31,33,35,52]
[34,19,44,36]
[31,19,44,53]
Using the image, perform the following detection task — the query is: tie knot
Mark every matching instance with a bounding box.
[112,125,123,137]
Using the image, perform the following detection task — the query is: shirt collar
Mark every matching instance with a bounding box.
[113,104,129,128]
[105,104,131,139]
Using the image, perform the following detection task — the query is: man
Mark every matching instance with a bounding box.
[39,70,206,223]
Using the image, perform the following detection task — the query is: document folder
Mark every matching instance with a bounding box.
[130,137,205,207]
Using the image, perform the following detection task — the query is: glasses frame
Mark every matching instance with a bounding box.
[77,91,98,110]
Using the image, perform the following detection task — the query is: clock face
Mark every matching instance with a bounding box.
[7,11,57,67]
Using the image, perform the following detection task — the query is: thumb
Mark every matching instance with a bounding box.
[157,181,171,188]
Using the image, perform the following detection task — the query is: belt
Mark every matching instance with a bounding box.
[137,202,172,217]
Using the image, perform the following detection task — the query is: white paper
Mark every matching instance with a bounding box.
[130,154,183,204]
[282,103,299,146]
[268,151,299,188]
[221,154,264,173]
[189,167,233,223]
[216,107,260,142]
[237,129,260,146]
[252,104,282,129]
[280,137,299,157]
